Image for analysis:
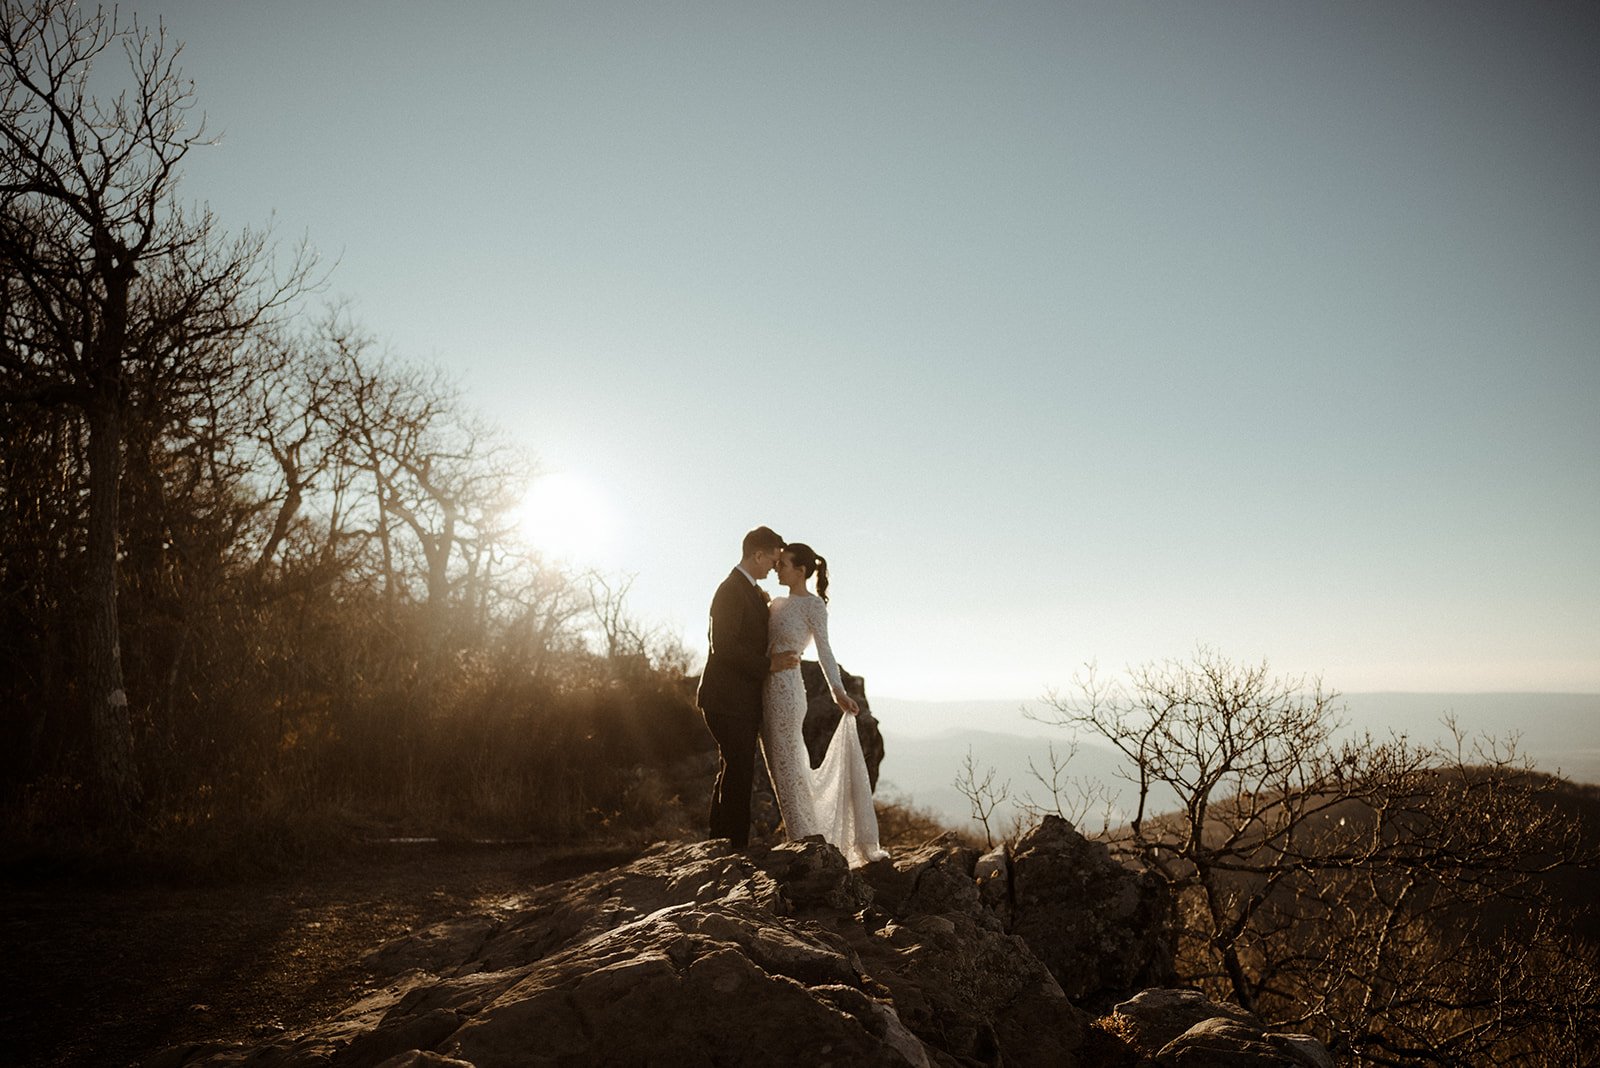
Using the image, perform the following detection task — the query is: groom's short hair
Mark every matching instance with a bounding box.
[742,526,784,556]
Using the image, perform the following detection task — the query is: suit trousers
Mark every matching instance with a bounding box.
[702,707,762,848]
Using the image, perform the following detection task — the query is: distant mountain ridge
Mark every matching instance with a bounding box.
[871,692,1600,832]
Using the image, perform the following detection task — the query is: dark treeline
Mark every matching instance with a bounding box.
[1,0,700,856]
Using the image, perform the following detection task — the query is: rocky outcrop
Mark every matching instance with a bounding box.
[149,820,1329,1068]
[1107,988,1336,1068]
[1009,815,1177,1007]
[800,660,883,788]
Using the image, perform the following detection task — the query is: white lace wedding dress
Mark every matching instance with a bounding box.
[761,593,888,867]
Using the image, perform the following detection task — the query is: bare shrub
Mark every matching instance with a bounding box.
[1038,647,1600,1066]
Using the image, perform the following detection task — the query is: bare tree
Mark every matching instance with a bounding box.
[954,746,1010,849]
[1036,648,1599,1064]
[0,0,310,827]
[321,331,530,650]
[497,561,588,685]
[1015,738,1117,837]
[245,325,346,581]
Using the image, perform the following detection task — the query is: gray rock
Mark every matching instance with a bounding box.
[837,909,1089,1068]
[800,660,883,788]
[1110,989,1260,1054]
[365,838,779,979]
[446,901,916,1067]
[1156,1016,1314,1067]
[974,845,1012,926]
[750,835,873,913]
[366,971,527,1029]
[162,825,1266,1068]
[1101,990,1336,1068]
[1008,815,1176,1005]
[372,1050,477,1068]
[859,838,990,924]
[336,1008,465,1068]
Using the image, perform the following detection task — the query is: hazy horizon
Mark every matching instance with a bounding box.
[871,689,1600,830]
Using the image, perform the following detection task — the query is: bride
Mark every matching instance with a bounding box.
[761,542,888,867]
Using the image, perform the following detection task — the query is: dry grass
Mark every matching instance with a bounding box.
[1080,1012,1143,1066]
[875,792,977,851]
[3,672,716,880]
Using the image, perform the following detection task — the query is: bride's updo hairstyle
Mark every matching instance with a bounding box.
[785,542,830,602]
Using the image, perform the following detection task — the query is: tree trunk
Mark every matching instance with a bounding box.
[83,400,140,831]
[255,450,303,576]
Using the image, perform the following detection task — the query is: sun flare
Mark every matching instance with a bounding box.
[513,472,617,564]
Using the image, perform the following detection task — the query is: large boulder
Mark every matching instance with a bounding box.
[1007,815,1177,1007]
[857,837,989,925]
[800,660,883,788]
[149,824,1329,1068]
[446,902,916,1068]
[835,909,1086,1067]
[1108,989,1260,1053]
[153,836,1086,1068]
[1104,989,1334,1068]
[1156,1016,1335,1068]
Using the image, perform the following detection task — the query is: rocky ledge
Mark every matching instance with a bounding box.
[148,816,1332,1067]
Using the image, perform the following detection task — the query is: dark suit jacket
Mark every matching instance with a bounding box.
[695,568,770,720]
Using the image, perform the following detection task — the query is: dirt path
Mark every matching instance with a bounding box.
[0,840,642,1068]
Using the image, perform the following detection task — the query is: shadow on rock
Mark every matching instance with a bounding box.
[147,820,1330,1068]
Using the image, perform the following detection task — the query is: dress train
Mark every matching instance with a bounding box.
[761,593,887,866]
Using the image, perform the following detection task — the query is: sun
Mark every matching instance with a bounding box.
[513,471,617,564]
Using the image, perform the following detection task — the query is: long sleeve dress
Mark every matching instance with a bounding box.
[761,593,888,866]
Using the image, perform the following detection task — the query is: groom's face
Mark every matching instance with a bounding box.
[755,547,781,578]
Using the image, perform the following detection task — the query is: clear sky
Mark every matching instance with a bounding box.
[139,1,1597,700]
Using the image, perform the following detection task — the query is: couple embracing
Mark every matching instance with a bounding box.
[696,525,888,867]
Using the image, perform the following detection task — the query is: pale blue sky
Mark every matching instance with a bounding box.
[147,1,1597,698]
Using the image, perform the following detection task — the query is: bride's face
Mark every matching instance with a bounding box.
[776,551,803,587]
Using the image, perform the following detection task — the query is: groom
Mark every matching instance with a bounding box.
[696,525,799,848]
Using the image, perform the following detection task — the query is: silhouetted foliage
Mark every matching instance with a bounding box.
[1,0,312,831]
[1,295,699,858]
[0,4,700,860]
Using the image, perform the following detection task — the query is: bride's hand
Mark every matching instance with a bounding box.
[835,692,860,716]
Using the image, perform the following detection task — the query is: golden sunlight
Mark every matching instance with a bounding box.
[513,471,618,564]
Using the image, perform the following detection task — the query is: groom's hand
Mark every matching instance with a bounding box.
[769,651,801,673]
